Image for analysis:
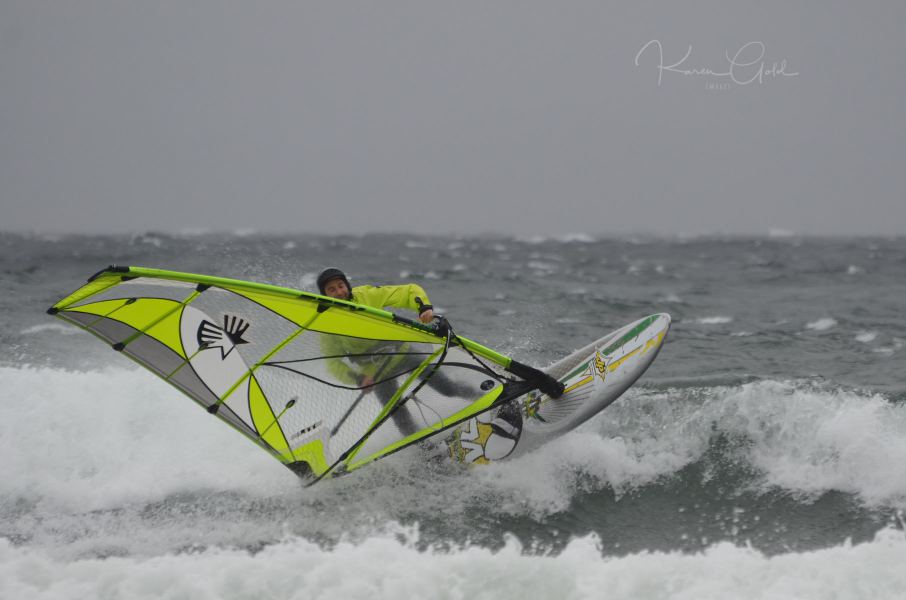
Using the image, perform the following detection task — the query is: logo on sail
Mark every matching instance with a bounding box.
[197,314,250,359]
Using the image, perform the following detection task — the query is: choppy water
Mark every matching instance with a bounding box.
[2,231,906,599]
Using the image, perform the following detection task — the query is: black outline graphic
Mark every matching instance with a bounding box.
[197,314,251,359]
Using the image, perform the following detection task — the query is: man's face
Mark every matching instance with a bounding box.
[323,277,350,300]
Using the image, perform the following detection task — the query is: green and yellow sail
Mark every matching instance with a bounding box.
[48,266,539,483]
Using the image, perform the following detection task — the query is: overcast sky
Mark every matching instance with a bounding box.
[2,1,904,236]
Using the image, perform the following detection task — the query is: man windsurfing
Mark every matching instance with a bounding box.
[316,268,471,434]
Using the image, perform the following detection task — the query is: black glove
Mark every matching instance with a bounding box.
[431,315,450,337]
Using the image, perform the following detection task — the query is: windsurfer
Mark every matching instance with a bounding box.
[317,268,471,434]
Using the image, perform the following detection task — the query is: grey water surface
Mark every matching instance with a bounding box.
[2,232,905,562]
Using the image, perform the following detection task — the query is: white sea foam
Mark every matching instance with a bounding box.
[527,261,556,271]
[472,380,906,514]
[6,368,906,518]
[556,233,596,243]
[606,380,906,509]
[873,338,904,355]
[6,366,906,573]
[1,528,905,600]
[0,367,293,512]
[806,317,837,331]
[517,235,547,244]
[694,316,734,324]
[299,272,318,290]
[20,323,86,336]
[855,331,878,343]
[4,365,906,600]
[484,427,701,516]
[130,234,163,247]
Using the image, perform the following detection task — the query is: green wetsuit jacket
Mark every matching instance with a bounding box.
[320,283,431,386]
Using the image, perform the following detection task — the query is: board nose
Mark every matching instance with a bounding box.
[648,313,672,340]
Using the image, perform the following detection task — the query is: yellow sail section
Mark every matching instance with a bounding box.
[144,308,186,358]
[227,289,320,328]
[311,309,439,343]
[230,288,439,344]
[52,272,124,309]
[247,375,297,462]
[293,439,330,476]
[67,298,187,358]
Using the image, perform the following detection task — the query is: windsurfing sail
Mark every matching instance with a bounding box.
[47,266,558,483]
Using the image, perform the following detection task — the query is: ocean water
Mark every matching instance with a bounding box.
[2,231,905,599]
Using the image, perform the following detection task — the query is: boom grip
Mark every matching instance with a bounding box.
[508,360,564,398]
